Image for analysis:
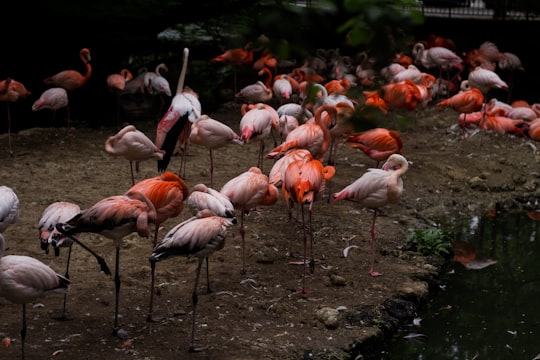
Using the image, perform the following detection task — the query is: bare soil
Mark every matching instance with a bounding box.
[1,101,539,360]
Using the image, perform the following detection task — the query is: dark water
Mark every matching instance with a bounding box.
[382,212,540,359]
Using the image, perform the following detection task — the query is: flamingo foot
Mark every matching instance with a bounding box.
[369,271,383,277]
[189,344,208,352]
[146,313,166,323]
[296,287,310,294]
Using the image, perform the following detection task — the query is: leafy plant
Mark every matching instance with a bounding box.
[406,227,453,257]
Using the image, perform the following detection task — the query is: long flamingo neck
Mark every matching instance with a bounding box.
[176,48,189,95]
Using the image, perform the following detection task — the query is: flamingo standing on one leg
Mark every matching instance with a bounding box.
[43,48,92,133]
[187,183,236,220]
[282,153,335,294]
[189,115,244,187]
[239,103,273,171]
[149,209,236,352]
[31,87,69,133]
[0,233,70,360]
[332,154,409,277]
[0,78,31,157]
[155,48,201,179]
[106,69,133,125]
[105,124,165,186]
[53,190,157,336]
[220,167,279,274]
[38,201,81,320]
[126,171,189,322]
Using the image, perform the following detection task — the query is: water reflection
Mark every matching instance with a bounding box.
[382,212,540,359]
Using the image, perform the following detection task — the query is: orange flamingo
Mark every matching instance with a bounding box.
[0,78,31,156]
[282,153,335,294]
[105,124,165,186]
[220,167,279,274]
[332,154,409,276]
[149,209,236,352]
[265,103,338,162]
[212,43,254,93]
[268,148,311,188]
[43,48,92,91]
[126,171,189,322]
[38,201,81,320]
[156,48,201,178]
[437,87,484,139]
[345,128,404,167]
[189,114,244,187]
[31,87,69,129]
[0,233,70,360]
[54,190,157,336]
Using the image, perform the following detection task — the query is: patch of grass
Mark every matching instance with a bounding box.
[406,227,453,257]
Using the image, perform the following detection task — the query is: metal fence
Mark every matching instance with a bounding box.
[398,1,540,21]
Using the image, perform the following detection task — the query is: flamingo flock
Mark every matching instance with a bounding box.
[2,32,539,357]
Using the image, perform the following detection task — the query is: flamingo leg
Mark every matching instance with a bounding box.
[209,148,214,187]
[308,201,315,275]
[20,304,27,360]
[7,103,13,157]
[55,228,111,275]
[297,204,310,294]
[113,246,121,335]
[56,245,73,321]
[147,225,164,322]
[240,211,246,274]
[130,161,136,186]
[369,210,382,277]
[189,258,207,352]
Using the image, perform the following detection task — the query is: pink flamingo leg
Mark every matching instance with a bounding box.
[369,210,383,277]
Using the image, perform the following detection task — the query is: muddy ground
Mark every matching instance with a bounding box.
[1,101,540,360]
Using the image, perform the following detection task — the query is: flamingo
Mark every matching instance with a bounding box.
[0,233,70,360]
[31,87,69,130]
[234,80,273,104]
[436,87,484,139]
[155,48,201,178]
[220,167,279,274]
[149,209,236,352]
[268,149,311,188]
[265,103,339,162]
[105,124,164,186]
[189,115,244,186]
[211,43,254,93]
[126,171,189,322]
[239,103,274,170]
[282,153,335,293]
[186,183,236,219]
[144,63,172,119]
[412,43,463,82]
[53,190,157,336]
[106,69,133,124]
[43,48,92,134]
[43,48,92,91]
[464,66,508,96]
[344,128,404,167]
[332,154,409,276]
[38,201,81,320]
[0,78,31,157]
[0,185,19,233]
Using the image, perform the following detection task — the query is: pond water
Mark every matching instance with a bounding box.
[382,212,540,359]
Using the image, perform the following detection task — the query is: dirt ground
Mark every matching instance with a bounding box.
[1,100,540,360]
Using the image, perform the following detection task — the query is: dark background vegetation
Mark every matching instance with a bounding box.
[2,0,539,133]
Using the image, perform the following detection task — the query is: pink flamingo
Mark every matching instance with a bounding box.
[282,153,335,293]
[332,154,409,277]
[38,201,81,320]
[105,124,164,186]
[189,115,244,186]
[106,69,133,124]
[239,103,274,170]
[149,209,236,352]
[156,48,201,178]
[31,87,69,129]
[0,233,70,360]
[126,171,189,322]
[220,167,279,274]
[186,183,236,219]
[0,185,19,233]
[54,190,157,336]
[268,149,311,188]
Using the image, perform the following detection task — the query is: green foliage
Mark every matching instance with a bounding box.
[406,227,453,257]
